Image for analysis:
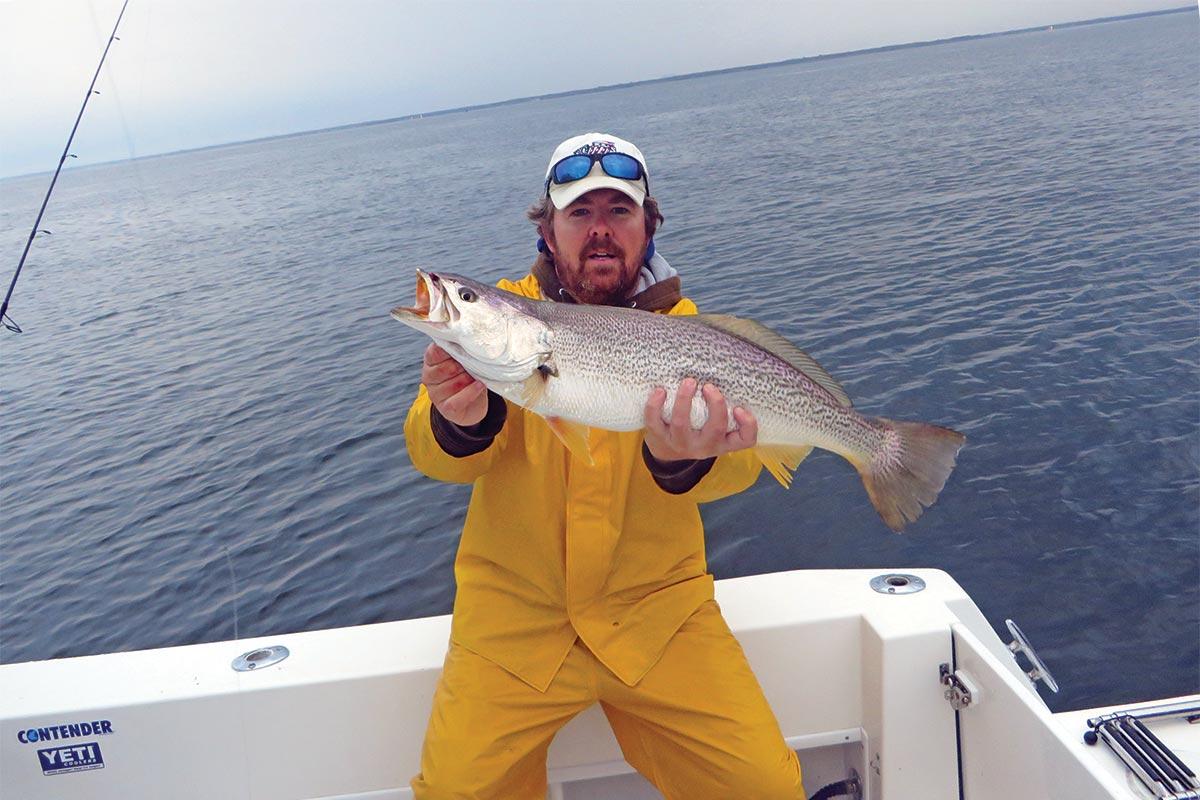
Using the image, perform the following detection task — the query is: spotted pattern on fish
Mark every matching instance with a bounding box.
[392,271,966,532]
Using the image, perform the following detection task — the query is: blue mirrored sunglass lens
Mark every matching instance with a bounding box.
[600,153,641,180]
[553,156,594,184]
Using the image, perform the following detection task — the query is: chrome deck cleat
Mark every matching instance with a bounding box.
[1005,618,1060,693]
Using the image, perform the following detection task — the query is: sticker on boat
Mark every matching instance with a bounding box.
[37,742,105,775]
[17,719,113,744]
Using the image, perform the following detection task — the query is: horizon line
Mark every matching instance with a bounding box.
[3,4,1192,181]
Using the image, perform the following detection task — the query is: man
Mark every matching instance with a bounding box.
[405,133,805,798]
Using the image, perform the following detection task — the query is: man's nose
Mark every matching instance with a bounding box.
[587,212,614,237]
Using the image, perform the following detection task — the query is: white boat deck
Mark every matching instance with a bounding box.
[1,568,1195,799]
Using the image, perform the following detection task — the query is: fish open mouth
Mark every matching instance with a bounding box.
[391,269,438,322]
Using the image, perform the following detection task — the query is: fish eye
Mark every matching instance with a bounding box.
[458,287,477,302]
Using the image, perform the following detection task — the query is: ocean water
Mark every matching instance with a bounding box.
[1,12,1196,713]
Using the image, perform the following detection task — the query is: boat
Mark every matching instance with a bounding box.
[2,567,1196,798]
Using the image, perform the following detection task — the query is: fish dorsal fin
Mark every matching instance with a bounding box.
[692,314,852,408]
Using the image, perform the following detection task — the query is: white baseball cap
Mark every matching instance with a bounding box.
[543,132,649,210]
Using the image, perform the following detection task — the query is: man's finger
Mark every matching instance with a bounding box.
[427,372,476,407]
[699,384,728,444]
[644,387,669,435]
[726,406,759,450]
[671,378,697,433]
[440,379,487,422]
[453,379,487,406]
[424,358,468,387]
[423,343,453,367]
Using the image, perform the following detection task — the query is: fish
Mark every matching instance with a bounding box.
[391,269,965,532]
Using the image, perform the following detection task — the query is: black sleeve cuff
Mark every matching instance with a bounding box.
[641,442,716,495]
[430,391,508,457]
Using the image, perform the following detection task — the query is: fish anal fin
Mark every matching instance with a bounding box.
[755,444,813,488]
[545,416,594,465]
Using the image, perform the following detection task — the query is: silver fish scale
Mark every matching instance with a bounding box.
[528,301,886,461]
[398,272,961,530]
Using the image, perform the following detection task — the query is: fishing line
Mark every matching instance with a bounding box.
[225,543,254,800]
[87,0,151,208]
[1,0,132,334]
[223,545,241,640]
[131,0,153,211]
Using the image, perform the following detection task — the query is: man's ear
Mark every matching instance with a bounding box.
[539,222,556,256]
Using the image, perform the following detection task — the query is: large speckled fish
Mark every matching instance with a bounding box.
[392,269,965,532]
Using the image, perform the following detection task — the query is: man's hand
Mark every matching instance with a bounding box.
[422,344,488,427]
[643,377,758,462]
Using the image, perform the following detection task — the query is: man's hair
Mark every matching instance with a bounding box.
[526,194,664,272]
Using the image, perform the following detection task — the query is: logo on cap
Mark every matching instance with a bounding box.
[573,141,617,156]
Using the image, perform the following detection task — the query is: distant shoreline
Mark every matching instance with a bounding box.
[371,6,1195,125]
[4,5,1193,180]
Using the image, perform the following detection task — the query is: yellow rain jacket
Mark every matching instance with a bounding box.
[404,272,763,692]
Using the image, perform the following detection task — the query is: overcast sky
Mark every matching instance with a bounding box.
[0,0,1184,178]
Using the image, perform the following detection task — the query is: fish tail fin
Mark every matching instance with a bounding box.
[852,418,965,532]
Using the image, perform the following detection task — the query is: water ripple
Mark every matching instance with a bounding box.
[0,13,1196,711]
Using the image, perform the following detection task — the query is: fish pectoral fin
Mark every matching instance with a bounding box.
[516,371,548,408]
[755,444,813,488]
[513,357,556,408]
[545,416,594,465]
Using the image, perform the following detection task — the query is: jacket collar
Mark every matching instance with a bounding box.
[532,258,682,312]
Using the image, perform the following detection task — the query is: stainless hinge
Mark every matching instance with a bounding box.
[940,663,980,711]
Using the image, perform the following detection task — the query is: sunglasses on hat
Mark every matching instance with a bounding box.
[544,152,648,194]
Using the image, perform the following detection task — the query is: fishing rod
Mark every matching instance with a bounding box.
[1,0,131,334]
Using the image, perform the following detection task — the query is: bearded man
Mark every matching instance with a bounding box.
[406,133,806,799]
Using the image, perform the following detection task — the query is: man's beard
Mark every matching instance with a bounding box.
[555,242,643,306]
